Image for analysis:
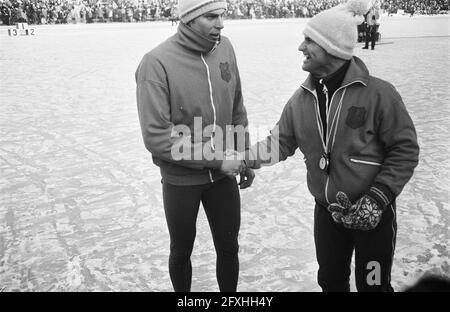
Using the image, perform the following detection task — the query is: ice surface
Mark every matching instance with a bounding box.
[0,15,449,292]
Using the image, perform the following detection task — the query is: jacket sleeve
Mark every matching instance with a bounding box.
[135,55,222,170]
[368,85,419,208]
[245,98,298,168]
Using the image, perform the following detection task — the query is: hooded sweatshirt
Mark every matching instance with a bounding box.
[136,22,249,185]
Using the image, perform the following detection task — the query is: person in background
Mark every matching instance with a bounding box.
[404,274,450,292]
[363,1,380,50]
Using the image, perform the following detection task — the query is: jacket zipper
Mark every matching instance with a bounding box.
[200,53,217,183]
[307,90,332,203]
[307,87,345,204]
[302,80,365,204]
[208,170,214,182]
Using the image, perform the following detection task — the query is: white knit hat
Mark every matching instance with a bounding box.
[178,0,228,24]
[303,0,371,60]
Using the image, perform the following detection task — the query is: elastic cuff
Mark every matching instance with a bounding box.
[244,149,259,169]
[210,159,223,169]
[242,159,248,170]
[367,183,394,210]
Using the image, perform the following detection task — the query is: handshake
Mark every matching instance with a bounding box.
[220,149,255,189]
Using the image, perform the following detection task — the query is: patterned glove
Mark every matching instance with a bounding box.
[327,191,354,224]
[328,191,383,231]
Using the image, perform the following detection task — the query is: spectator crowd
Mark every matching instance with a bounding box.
[0,0,448,26]
[383,0,447,15]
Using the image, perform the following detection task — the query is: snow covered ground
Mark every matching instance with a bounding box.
[0,15,449,292]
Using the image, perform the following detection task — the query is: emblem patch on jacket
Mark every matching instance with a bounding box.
[219,62,231,83]
[346,106,367,129]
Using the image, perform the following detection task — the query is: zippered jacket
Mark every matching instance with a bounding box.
[136,22,249,185]
[247,56,419,206]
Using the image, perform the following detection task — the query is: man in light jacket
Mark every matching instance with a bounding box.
[136,0,254,292]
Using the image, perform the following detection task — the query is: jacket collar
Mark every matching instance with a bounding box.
[176,22,219,54]
[302,56,370,92]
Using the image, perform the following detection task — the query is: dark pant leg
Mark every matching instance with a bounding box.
[371,27,376,48]
[353,202,397,292]
[202,177,241,292]
[364,25,370,48]
[162,182,203,292]
[314,203,354,292]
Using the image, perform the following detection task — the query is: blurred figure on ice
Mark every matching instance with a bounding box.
[223,0,419,292]
[362,0,380,50]
[169,3,178,26]
[135,0,254,292]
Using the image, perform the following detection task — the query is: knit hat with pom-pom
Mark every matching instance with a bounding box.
[178,0,228,24]
[303,0,371,60]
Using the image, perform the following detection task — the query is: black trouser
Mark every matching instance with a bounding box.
[365,25,378,49]
[162,177,241,292]
[314,200,397,292]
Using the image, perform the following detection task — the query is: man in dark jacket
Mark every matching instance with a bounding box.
[136,0,254,292]
[225,0,419,292]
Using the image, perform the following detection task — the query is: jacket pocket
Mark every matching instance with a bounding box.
[350,158,381,166]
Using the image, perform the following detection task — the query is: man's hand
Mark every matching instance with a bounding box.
[239,167,255,189]
[327,192,383,231]
[220,150,244,178]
